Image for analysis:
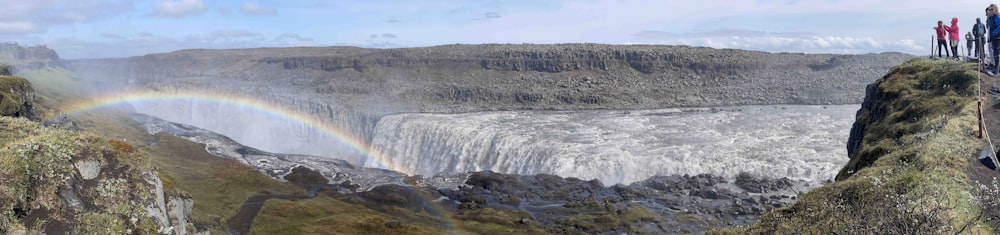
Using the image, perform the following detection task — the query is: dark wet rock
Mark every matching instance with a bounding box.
[734,172,794,193]
[283,166,329,189]
[437,171,804,234]
[385,221,402,229]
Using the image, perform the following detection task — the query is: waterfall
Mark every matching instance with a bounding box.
[368,105,856,185]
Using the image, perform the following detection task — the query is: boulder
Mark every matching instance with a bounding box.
[74,160,101,180]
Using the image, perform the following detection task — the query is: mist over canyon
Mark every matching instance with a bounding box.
[71,44,914,185]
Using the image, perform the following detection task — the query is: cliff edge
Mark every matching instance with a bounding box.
[714,59,994,233]
[0,64,34,118]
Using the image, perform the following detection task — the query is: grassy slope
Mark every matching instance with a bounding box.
[713,59,991,233]
[144,133,304,227]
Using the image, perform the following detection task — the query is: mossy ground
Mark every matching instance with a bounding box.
[711,59,993,234]
[0,117,156,234]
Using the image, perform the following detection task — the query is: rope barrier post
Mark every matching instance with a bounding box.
[978,54,1000,171]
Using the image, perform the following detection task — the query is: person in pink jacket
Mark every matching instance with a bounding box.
[944,17,961,59]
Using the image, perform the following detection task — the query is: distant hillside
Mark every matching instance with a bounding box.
[71,44,914,113]
[713,59,997,234]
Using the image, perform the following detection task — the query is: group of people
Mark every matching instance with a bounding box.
[938,4,1000,76]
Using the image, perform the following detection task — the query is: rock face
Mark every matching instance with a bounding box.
[0,43,64,69]
[144,172,197,235]
[846,82,881,158]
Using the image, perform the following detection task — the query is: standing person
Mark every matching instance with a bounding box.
[967,32,975,58]
[990,4,1000,75]
[945,18,961,59]
[935,20,950,57]
[975,18,987,62]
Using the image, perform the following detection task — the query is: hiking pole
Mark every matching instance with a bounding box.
[932,35,935,57]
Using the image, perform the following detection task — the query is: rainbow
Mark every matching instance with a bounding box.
[62,88,471,231]
[60,89,409,174]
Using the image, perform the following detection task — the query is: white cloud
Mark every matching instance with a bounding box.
[274,32,314,42]
[659,36,923,54]
[0,22,39,34]
[150,0,206,18]
[0,1,134,35]
[185,29,265,42]
[240,2,277,16]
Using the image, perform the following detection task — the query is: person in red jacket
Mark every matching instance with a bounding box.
[935,20,950,57]
[944,18,961,59]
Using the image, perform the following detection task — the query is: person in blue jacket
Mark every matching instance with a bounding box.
[975,18,987,62]
[990,4,1000,75]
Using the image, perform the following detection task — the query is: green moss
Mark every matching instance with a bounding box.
[252,197,442,235]
[551,204,657,234]
[73,213,127,235]
[0,64,12,76]
[839,59,978,179]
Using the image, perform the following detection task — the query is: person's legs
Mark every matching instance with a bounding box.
[939,40,948,57]
[988,39,994,64]
[979,38,987,61]
[951,39,960,58]
[990,40,1000,74]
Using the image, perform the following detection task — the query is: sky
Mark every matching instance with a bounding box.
[0,0,993,59]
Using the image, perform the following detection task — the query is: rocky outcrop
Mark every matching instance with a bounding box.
[836,60,978,180]
[144,172,197,235]
[0,75,34,118]
[0,117,201,234]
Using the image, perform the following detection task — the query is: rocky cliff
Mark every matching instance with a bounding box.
[0,73,34,118]
[0,43,65,70]
[73,44,914,112]
[718,59,994,234]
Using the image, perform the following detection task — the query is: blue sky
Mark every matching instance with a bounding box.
[0,0,991,59]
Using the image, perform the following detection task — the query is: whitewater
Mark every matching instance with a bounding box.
[133,100,856,185]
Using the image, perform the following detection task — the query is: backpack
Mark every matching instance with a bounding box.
[976,23,987,37]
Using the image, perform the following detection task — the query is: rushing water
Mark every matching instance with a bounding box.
[134,100,857,185]
[367,105,857,185]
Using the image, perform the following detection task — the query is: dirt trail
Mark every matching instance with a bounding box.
[968,61,1000,230]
